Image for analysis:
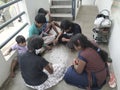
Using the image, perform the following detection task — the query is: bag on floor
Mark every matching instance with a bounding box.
[94,9,112,28]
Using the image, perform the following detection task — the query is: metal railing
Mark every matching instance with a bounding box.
[0,0,22,10]
[0,23,28,49]
[0,0,28,49]
[72,0,76,20]
[0,11,25,30]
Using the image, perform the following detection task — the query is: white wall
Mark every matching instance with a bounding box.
[109,2,120,89]
[96,0,120,89]
[23,0,50,25]
[0,51,8,87]
[82,0,95,5]
[0,50,17,87]
[95,0,113,12]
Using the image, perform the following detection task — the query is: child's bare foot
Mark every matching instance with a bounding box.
[10,72,15,78]
[46,45,52,50]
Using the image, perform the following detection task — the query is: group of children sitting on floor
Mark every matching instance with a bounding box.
[4,8,116,90]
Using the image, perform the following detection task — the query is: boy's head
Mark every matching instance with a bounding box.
[27,35,44,52]
[60,20,72,32]
[38,8,48,16]
[16,35,26,46]
[35,14,46,28]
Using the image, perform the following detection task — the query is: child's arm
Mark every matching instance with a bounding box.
[61,37,70,42]
[53,31,63,45]
[73,58,86,74]
[44,63,53,74]
[72,58,79,65]
[4,48,12,56]
[54,21,60,28]
[44,23,51,33]
[47,11,52,22]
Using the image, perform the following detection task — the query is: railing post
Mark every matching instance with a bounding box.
[72,0,76,20]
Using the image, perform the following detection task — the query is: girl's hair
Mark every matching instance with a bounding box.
[16,35,26,44]
[67,33,98,50]
[27,35,44,52]
[35,14,46,24]
[67,33,108,62]
[38,8,47,15]
[60,20,73,31]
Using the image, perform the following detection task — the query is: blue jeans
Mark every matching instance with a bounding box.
[64,66,88,89]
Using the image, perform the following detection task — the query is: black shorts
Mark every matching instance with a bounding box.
[58,34,70,44]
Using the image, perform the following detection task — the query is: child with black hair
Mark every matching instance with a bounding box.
[38,8,51,22]
[29,14,57,53]
[54,20,82,45]
[29,14,47,37]
[64,33,108,90]
[4,35,27,78]
[19,35,66,90]
[38,8,60,35]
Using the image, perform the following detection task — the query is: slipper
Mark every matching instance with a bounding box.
[108,73,117,88]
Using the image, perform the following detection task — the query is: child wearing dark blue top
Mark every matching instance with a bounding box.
[54,20,82,45]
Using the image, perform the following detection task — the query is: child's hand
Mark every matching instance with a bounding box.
[4,52,10,56]
[53,39,58,45]
[4,48,12,56]
[72,58,79,65]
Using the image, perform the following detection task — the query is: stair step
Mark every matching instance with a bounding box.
[51,13,72,17]
[50,5,72,9]
[51,13,73,21]
[50,8,72,14]
[50,0,73,21]
[52,0,72,1]
[52,0,72,5]
[50,5,72,13]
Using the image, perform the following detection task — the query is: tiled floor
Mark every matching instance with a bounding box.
[0,6,117,90]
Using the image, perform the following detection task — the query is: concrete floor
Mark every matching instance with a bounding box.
[0,6,117,90]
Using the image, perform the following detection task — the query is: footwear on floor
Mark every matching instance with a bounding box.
[108,72,117,88]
